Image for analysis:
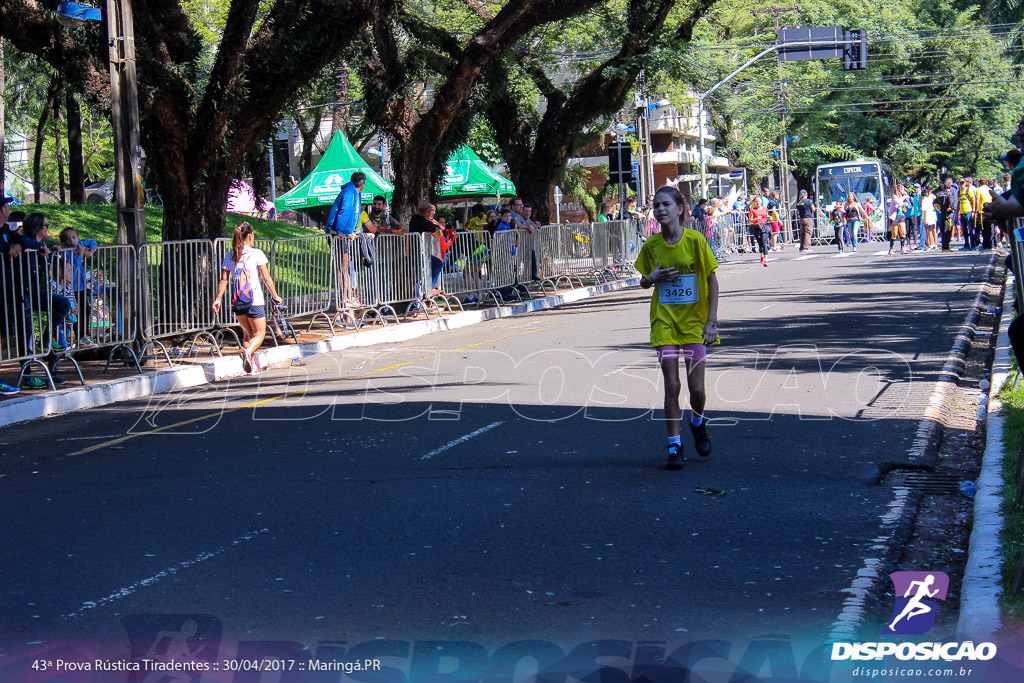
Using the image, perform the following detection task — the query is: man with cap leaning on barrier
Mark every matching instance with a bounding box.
[325,172,367,308]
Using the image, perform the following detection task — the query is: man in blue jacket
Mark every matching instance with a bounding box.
[326,172,367,236]
[325,172,367,311]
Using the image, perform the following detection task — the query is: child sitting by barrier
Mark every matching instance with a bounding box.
[50,255,78,351]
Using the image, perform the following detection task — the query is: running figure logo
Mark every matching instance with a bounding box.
[883,571,949,635]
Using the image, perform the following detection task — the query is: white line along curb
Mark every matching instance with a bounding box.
[0,278,640,427]
[957,272,1013,641]
[829,254,997,641]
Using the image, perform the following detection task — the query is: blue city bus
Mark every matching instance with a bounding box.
[815,159,895,239]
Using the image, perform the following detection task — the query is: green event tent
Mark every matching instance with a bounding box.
[436,146,516,200]
[275,131,393,211]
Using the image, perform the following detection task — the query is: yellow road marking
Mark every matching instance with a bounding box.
[67,325,555,457]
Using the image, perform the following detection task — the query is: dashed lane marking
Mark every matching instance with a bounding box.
[420,421,504,461]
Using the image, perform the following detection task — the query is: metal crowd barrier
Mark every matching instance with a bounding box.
[604,220,640,273]
[56,244,141,372]
[1012,218,1024,314]
[0,249,61,387]
[345,232,432,323]
[2,223,648,383]
[442,230,490,299]
[711,213,749,254]
[139,239,219,364]
[428,229,530,306]
[270,234,333,332]
[536,223,609,289]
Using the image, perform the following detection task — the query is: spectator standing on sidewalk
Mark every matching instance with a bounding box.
[325,172,366,308]
[409,201,448,293]
[767,190,783,252]
[920,186,938,251]
[21,214,72,355]
[957,178,977,250]
[794,189,816,252]
[935,177,957,251]
[862,195,877,242]
[0,195,22,396]
[365,195,402,234]
[974,178,994,249]
[888,184,910,255]
[908,183,923,250]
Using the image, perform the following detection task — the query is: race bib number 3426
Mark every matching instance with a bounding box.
[658,273,698,304]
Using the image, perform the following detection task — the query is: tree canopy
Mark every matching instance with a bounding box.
[2,0,1022,236]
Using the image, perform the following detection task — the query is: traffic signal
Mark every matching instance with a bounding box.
[843,29,868,70]
[608,141,633,185]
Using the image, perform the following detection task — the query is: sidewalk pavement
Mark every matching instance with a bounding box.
[0,278,640,427]
[958,271,1014,640]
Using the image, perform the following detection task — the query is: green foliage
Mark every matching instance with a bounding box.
[4,43,115,200]
[15,203,317,245]
[669,0,1024,189]
[559,163,600,220]
[466,116,503,165]
[997,372,1024,616]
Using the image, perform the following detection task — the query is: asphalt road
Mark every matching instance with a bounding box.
[0,246,996,676]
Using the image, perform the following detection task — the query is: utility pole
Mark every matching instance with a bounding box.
[105,0,146,246]
[0,37,5,197]
[751,6,802,238]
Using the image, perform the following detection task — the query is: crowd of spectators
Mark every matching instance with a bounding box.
[2,195,102,394]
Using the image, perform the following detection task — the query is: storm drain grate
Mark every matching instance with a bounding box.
[888,472,962,494]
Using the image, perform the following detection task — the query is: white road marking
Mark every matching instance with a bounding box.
[873,250,890,256]
[602,363,655,377]
[794,254,820,260]
[758,304,776,312]
[831,252,852,258]
[420,421,504,460]
[64,528,270,619]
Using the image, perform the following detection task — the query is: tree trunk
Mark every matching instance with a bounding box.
[294,109,323,178]
[65,87,85,203]
[333,59,348,134]
[54,95,65,204]
[155,152,233,242]
[389,137,438,225]
[481,0,713,223]
[33,86,56,204]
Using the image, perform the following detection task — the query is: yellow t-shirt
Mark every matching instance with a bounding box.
[357,210,370,234]
[634,230,719,347]
[958,187,974,215]
[975,185,992,209]
[466,216,488,243]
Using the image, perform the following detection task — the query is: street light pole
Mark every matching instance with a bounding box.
[698,95,707,200]
[105,0,145,246]
[695,37,858,203]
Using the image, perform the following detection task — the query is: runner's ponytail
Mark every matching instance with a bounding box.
[232,222,254,264]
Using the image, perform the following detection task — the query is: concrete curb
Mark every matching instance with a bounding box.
[0,277,640,427]
[957,272,1013,640]
[830,252,999,640]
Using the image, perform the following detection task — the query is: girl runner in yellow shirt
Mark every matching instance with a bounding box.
[635,186,720,470]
